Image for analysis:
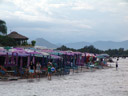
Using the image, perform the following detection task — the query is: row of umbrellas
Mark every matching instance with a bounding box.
[0,47,109,59]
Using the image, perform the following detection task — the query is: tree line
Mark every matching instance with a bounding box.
[57,45,128,57]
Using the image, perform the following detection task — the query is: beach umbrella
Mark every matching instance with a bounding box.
[0,47,4,50]
[9,49,16,52]
[41,49,54,53]
[100,54,109,57]
[85,53,91,57]
[96,54,109,58]
[50,51,63,56]
[50,55,62,59]
[4,46,12,51]
[14,48,23,50]
[40,52,49,56]
[10,52,29,57]
[0,47,6,52]
[82,53,85,57]
[25,49,34,53]
[96,55,104,58]
[34,54,43,57]
[12,49,30,57]
[0,52,6,56]
[73,52,82,55]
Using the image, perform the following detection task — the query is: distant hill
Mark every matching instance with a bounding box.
[35,38,58,48]
[65,40,128,50]
[35,38,128,50]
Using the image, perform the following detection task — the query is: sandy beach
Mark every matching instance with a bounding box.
[0,58,128,96]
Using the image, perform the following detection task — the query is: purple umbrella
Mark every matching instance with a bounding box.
[14,48,24,50]
[0,52,6,56]
[18,53,30,57]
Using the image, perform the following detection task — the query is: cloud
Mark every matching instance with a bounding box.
[72,2,94,10]
[0,0,3,3]
[1,0,128,43]
[49,3,67,8]
[125,16,128,22]
[119,2,128,5]
[54,19,92,29]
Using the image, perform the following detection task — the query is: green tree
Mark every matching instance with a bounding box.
[78,45,103,54]
[22,41,28,46]
[118,48,124,56]
[0,35,17,46]
[57,45,128,57]
[0,20,7,35]
[56,45,76,51]
[31,40,36,46]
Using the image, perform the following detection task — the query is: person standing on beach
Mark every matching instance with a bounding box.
[47,62,52,80]
[36,62,41,78]
[29,61,35,79]
[116,58,119,70]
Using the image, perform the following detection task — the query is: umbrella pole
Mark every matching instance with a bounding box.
[16,53,18,66]
[20,57,23,69]
[5,52,9,66]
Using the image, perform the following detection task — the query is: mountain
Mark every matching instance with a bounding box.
[35,38,128,50]
[35,38,58,48]
[93,40,128,50]
[65,40,128,50]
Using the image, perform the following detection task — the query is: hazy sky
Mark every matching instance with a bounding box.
[0,0,128,44]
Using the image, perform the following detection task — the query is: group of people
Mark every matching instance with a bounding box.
[28,61,41,79]
[28,61,55,80]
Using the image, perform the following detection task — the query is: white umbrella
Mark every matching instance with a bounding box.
[40,52,49,56]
